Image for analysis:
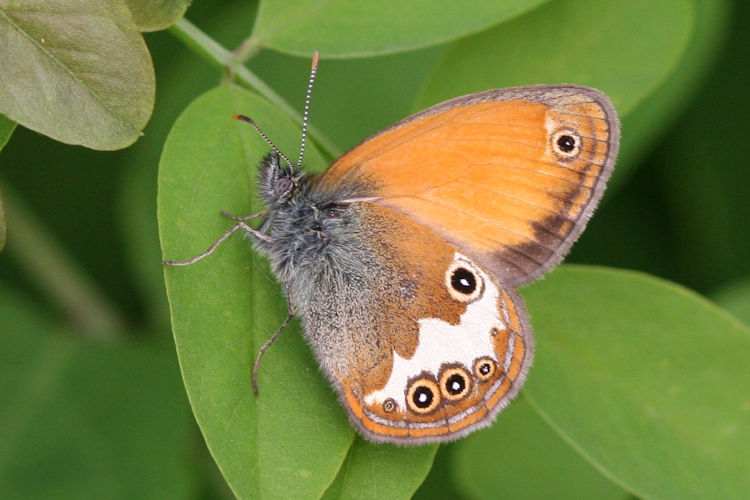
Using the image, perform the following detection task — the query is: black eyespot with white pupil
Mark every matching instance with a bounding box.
[406,378,441,414]
[557,134,576,152]
[445,258,484,303]
[551,129,581,159]
[446,374,465,395]
[451,267,476,294]
[413,387,433,408]
[438,366,472,401]
[473,357,497,381]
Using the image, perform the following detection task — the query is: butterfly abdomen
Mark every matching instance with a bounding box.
[264,199,396,377]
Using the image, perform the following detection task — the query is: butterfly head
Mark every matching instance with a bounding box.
[257,151,307,209]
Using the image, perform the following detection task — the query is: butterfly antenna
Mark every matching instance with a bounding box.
[296,51,319,171]
[233,114,293,168]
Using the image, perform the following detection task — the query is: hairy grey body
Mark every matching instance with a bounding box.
[253,152,390,380]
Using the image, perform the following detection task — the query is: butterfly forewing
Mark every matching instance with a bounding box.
[317,85,619,286]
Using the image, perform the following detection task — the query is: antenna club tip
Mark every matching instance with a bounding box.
[233,114,253,124]
[311,51,320,70]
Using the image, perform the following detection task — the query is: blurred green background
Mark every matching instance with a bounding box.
[1,0,748,498]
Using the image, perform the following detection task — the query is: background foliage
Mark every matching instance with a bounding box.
[1,0,748,498]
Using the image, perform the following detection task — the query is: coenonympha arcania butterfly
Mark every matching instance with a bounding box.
[165,53,620,444]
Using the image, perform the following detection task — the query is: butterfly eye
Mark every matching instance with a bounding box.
[439,366,472,401]
[406,378,441,414]
[473,357,497,381]
[445,258,484,303]
[551,129,581,159]
[273,177,293,197]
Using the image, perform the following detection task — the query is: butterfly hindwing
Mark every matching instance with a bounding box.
[289,202,532,444]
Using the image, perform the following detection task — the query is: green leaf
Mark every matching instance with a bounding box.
[522,266,750,499]
[0,0,155,150]
[159,84,354,499]
[125,0,191,31]
[321,438,437,500]
[616,0,729,178]
[414,0,694,184]
[253,0,551,58]
[0,113,14,252]
[647,1,747,292]
[0,283,194,498]
[412,445,466,500]
[450,396,626,499]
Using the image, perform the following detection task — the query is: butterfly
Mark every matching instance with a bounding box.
[164,53,619,444]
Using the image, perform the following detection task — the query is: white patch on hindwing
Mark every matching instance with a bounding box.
[364,253,505,410]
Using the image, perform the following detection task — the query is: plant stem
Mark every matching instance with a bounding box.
[0,180,127,340]
[168,18,341,158]
[232,35,261,65]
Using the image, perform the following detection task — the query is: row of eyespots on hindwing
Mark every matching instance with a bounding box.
[382,357,499,415]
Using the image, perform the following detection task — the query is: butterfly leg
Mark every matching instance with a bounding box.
[221,210,274,247]
[251,282,296,395]
[162,211,271,266]
[220,209,268,221]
